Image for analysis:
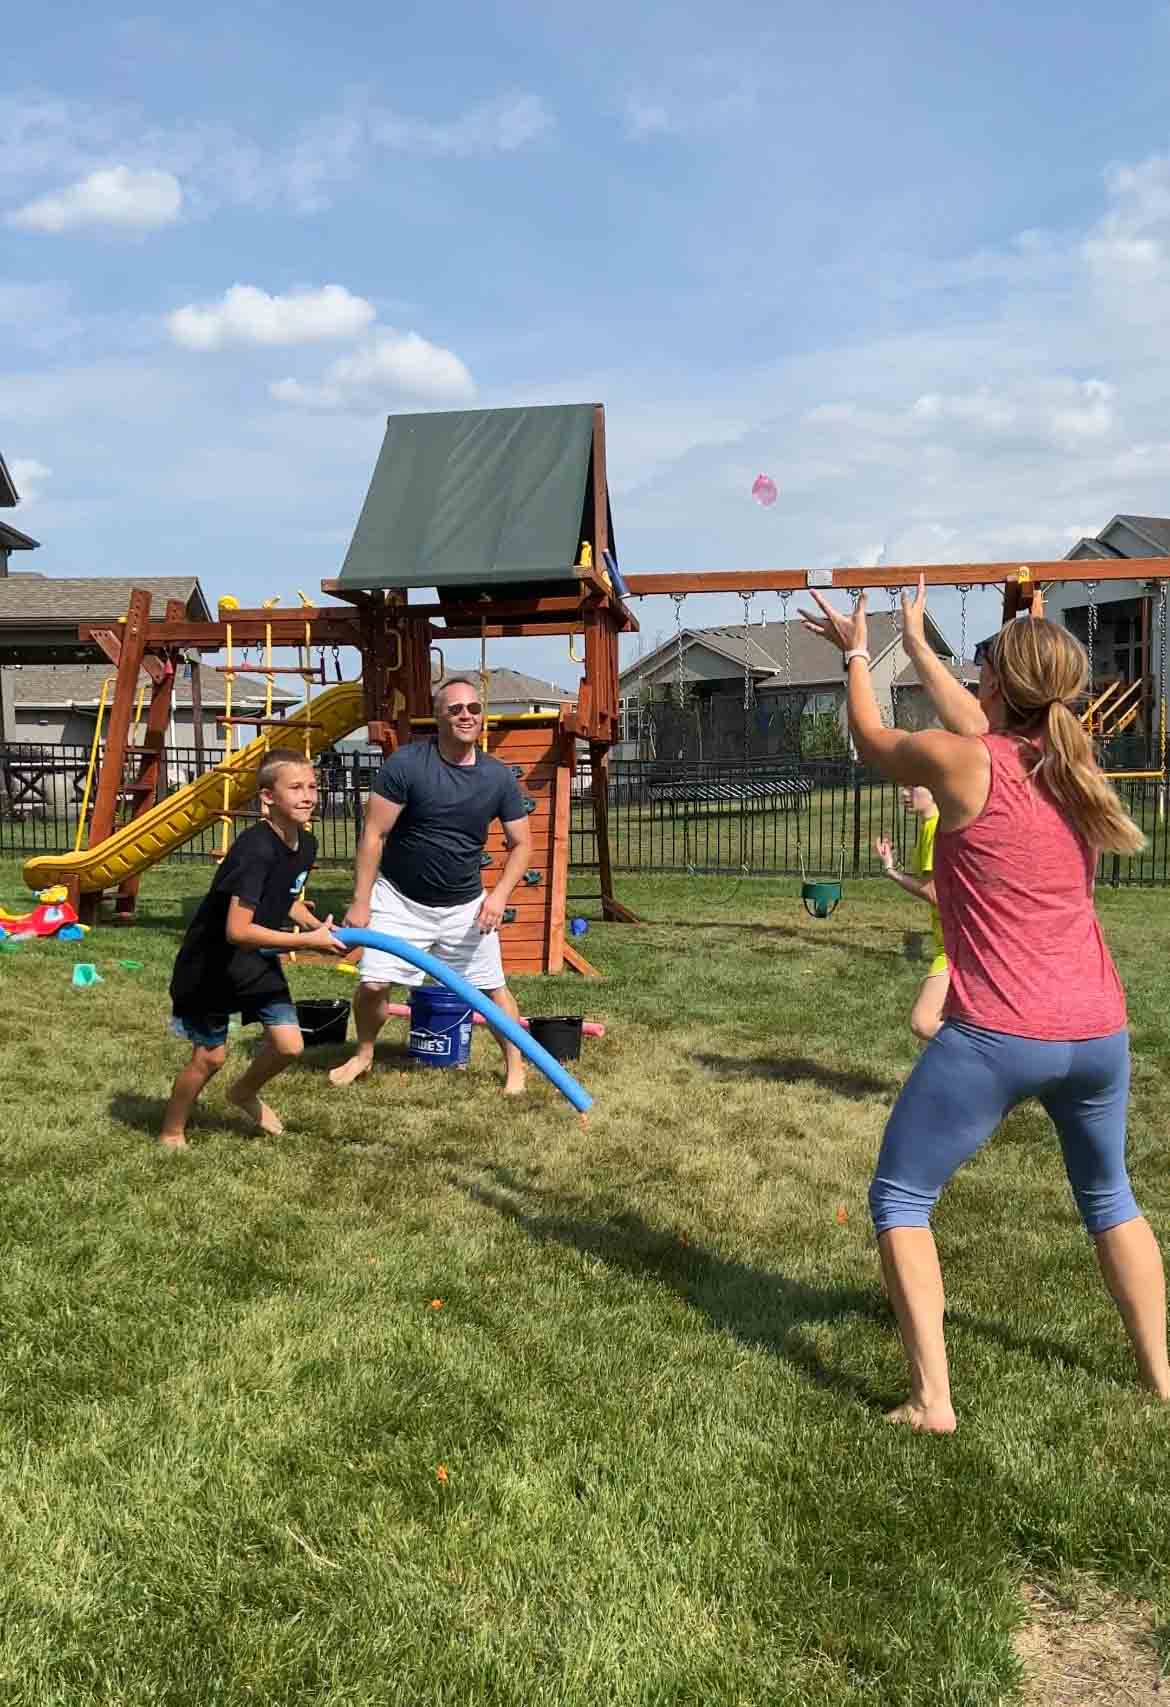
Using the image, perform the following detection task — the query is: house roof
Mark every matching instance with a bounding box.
[1068,515,1170,561]
[893,658,981,689]
[621,609,954,691]
[1108,515,1170,555]
[1065,538,1124,560]
[9,662,298,712]
[0,574,210,624]
[479,667,577,703]
[0,519,40,551]
[0,453,18,508]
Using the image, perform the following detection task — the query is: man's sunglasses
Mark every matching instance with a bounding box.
[442,701,483,716]
[972,635,996,665]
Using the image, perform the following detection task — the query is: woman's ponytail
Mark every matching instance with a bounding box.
[990,619,1146,854]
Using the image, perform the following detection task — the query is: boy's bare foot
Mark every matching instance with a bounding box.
[227,1089,284,1136]
[885,1400,957,1434]
[328,1053,373,1089]
[158,1133,189,1151]
[503,1071,527,1096]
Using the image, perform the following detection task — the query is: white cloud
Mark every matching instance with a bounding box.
[7,457,50,501]
[370,94,552,157]
[168,284,376,351]
[623,100,672,140]
[910,391,1017,431]
[620,62,760,141]
[8,165,181,231]
[0,90,552,222]
[271,331,475,411]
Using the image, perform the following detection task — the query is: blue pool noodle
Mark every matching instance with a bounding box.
[331,927,593,1114]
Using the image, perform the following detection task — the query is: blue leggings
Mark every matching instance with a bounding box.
[869,1022,1139,1236]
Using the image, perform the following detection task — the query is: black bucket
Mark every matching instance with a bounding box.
[528,1015,583,1062]
[295,998,350,1046]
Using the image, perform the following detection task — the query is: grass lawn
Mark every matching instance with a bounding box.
[1,856,1168,1704]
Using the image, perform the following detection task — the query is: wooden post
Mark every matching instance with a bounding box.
[85,588,152,907]
[113,599,184,920]
[189,656,206,775]
[547,727,572,973]
[582,405,617,744]
[589,738,639,925]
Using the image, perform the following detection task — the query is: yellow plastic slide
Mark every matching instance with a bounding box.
[23,681,366,895]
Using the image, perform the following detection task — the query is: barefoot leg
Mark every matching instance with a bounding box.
[482,985,526,1094]
[227,1023,303,1136]
[160,1043,226,1148]
[878,1227,957,1433]
[328,983,394,1088]
[1093,1217,1170,1400]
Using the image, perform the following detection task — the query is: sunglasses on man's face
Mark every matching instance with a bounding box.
[443,701,483,717]
[972,636,996,665]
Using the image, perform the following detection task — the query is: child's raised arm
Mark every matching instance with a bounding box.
[873,837,936,906]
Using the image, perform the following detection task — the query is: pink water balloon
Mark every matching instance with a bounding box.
[751,473,778,508]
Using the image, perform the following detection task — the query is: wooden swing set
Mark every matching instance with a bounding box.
[43,404,1170,960]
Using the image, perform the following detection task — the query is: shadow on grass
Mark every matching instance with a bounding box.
[109,1090,271,1144]
[632,919,901,963]
[691,1052,896,1097]
[463,1172,1105,1407]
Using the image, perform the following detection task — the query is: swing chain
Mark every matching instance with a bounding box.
[957,585,970,664]
[740,593,754,717]
[331,643,342,683]
[671,593,687,713]
[1085,582,1098,722]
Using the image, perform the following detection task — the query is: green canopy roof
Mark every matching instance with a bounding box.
[338,404,599,592]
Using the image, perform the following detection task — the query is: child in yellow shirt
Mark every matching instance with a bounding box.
[874,785,949,1041]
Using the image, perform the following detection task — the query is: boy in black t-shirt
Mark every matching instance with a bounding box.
[161,750,341,1149]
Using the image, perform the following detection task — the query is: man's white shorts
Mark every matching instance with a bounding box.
[358,877,505,991]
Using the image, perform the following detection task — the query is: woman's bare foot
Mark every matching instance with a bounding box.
[885,1400,957,1434]
[328,1052,373,1089]
[227,1089,284,1136]
[157,1133,189,1151]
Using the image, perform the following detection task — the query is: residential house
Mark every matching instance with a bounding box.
[616,608,956,760]
[891,658,982,730]
[0,453,40,748]
[1042,515,1170,748]
[7,662,298,752]
[329,666,577,771]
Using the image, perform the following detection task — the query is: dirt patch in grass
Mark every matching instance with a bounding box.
[1016,1580,1165,1704]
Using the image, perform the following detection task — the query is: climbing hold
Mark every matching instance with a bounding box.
[522,870,542,886]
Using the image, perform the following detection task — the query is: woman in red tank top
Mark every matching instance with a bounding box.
[802,580,1169,1433]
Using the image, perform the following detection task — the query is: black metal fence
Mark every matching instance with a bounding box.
[3,740,1170,890]
[573,757,1170,888]
[0,742,378,868]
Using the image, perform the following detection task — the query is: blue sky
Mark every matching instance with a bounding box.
[7,0,1170,687]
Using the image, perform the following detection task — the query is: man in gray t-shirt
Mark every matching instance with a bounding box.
[328,676,532,1094]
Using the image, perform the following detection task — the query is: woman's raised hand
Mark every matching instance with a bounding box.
[799,588,868,655]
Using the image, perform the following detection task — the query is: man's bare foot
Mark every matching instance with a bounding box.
[328,1053,373,1089]
[885,1400,957,1434]
[227,1089,284,1136]
[158,1133,189,1151]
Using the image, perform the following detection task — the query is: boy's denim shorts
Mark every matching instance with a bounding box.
[169,998,300,1050]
